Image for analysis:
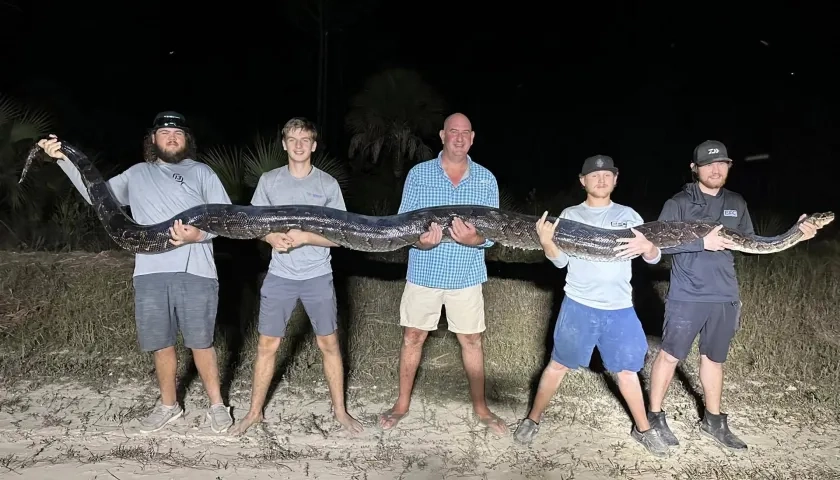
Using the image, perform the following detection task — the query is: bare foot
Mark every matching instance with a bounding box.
[229,412,263,436]
[335,411,364,435]
[478,411,509,436]
[378,407,409,430]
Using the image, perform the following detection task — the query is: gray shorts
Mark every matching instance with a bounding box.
[132,272,219,352]
[660,299,741,363]
[258,272,338,338]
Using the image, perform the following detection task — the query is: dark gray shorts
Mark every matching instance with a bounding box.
[258,272,338,338]
[132,272,219,352]
[660,299,741,363]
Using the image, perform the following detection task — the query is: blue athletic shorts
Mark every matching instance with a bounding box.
[551,296,649,373]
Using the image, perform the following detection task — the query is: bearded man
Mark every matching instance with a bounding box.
[38,111,234,434]
[646,140,818,450]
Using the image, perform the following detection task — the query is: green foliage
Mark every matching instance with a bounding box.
[0,93,117,251]
[345,68,447,179]
[0,93,54,212]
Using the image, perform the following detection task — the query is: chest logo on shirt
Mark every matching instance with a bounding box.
[307,192,323,199]
[723,209,738,217]
[172,173,185,186]
[611,221,627,228]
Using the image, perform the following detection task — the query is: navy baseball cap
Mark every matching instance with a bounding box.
[580,154,619,176]
[693,140,732,166]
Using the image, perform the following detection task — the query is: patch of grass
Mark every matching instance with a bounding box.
[0,241,838,419]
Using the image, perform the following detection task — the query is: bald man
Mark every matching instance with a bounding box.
[378,113,507,436]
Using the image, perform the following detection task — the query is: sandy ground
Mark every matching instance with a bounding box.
[1,378,838,480]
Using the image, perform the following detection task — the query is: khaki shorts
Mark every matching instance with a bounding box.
[399,281,485,334]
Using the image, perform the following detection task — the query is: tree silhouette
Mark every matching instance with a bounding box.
[344,68,446,179]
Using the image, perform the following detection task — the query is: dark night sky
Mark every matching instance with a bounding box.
[1,1,838,216]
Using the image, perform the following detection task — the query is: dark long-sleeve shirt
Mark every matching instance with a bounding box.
[658,182,755,302]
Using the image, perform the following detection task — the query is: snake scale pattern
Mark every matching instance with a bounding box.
[20,142,834,261]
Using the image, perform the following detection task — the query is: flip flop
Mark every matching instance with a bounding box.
[378,408,409,430]
[479,412,509,436]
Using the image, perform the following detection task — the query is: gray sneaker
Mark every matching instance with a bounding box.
[631,425,670,458]
[139,402,184,433]
[513,418,540,445]
[207,403,233,433]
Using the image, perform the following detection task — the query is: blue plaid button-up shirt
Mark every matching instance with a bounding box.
[398,152,500,290]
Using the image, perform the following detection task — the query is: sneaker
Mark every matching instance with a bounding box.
[699,410,747,450]
[647,410,679,446]
[631,425,670,458]
[513,418,540,445]
[139,402,184,433]
[207,403,233,433]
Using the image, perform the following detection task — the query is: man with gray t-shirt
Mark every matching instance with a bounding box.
[38,111,234,434]
[513,155,670,457]
[230,117,363,437]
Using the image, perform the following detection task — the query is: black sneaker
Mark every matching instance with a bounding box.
[699,410,747,450]
[647,411,679,446]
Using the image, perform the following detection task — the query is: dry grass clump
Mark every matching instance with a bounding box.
[0,242,837,417]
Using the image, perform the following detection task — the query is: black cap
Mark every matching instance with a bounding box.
[693,140,732,166]
[151,111,190,132]
[580,154,619,176]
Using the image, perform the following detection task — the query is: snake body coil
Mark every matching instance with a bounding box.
[20,142,834,260]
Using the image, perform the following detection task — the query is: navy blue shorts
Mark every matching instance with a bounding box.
[551,296,649,373]
[660,299,741,363]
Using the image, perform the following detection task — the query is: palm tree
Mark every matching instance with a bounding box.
[200,128,351,205]
[344,68,447,179]
[0,93,54,212]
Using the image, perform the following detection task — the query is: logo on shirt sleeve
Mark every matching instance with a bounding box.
[723,209,738,217]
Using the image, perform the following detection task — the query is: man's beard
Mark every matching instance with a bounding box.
[154,143,188,164]
[699,174,727,189]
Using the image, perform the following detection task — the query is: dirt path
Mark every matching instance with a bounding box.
[0,379,838,479]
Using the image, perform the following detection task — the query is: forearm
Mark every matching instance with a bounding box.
[56,157,93,205]
[642,246,662,264]
[304,232,339,248]
[660,237,704,255]
[542,241,569,268]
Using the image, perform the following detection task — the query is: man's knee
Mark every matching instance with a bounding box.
[315,332,340,355]
[456,332,482,349]
[700,354,724,367]
[656,348,681,364]
[547,359,571,374]
[402,327,429,347]
[616,370,639,381]
[257,334,282,355]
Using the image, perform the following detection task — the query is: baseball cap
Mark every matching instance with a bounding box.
[580,154,619,176]
[151,111,190,132]
[693,140,732,166]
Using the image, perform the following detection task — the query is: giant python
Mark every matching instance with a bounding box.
[19,141,834,260]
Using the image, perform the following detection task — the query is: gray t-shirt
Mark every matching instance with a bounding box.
[547,201,661,310]
[250,165,346,281]
[57,157,231,279]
